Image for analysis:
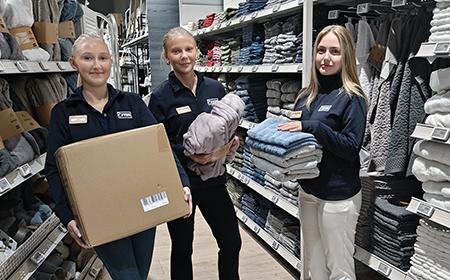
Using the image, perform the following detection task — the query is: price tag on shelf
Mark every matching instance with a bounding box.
[271,195,279,204]
[248,122,256,129]
[218,66,223,72]
[357,3,369,14]
[211,66,217,72]
[0,61,5,72]
[271,64,279,72]
[253,226,260,234]
[58,224,68,233]
[39,61,50,71]
[226,66,232,72]
[0,177,11,193]
[297,64,303,72]
[434,42,450,54]
[240,15,246,22]
[56,62,67,70]
[227,21,232,27]
[242,176,250,185]
[251,11,258,19]
[237,66,243,72]
[328,10,339,20]
[273,4,281,12]
[392,0,407,7]
[15,61,29,72]
[295,262,301,271]
[251,65,258,72]
[417,202,435,217]
[19,163,32,177]
[271,241,280,250]
[377,262,392,277]
[431,127,450,141]
[30,251,45,265]
[229,168,235,176]
[241,215,248,223]
[217,23,222,29]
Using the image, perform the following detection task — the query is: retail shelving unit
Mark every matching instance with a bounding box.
[416,42,450,62]
[0,61,75,74]
[228,165,299,219]
[234,207,301,272]
[407,197,450,229]
[194,63,303,73]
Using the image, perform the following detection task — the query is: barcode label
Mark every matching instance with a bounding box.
[140,191,169,212]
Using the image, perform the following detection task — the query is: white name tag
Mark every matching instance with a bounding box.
[69,115,88,124]
[207,98,219,106]
[318,105,332,112]
[117,111,133,119]
[176,106,192,115]
[290,111,302,119]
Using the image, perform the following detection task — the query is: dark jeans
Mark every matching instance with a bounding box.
[168,184,242,280]
[94,227,156,280]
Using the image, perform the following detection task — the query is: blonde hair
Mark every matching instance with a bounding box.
[71,33,108,56]
[160,27,197,63]
[298,25,367,109]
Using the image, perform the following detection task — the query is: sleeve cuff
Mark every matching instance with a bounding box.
[301,120,319,133]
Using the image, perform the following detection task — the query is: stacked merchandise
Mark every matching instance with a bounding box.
[265,209,300,258]
[184,22,198,32]
[266,79,285,119]
[241,191,272,228]
[246,118,322,182]
[207,41,222,66]
[265,0,294,8]
[230,131,246,170]
[355,175,375,250]
[221,43,231,65]
[279,80,300,119]
[239,24,265,65]
[264,175,299,206]
[371,197,419,271]
[0,0,24,60]
[429,1,450,43]
[241,145,266,186]
[232,74,268,122]
[219,8,238,22]
[235,0,268,17]
[226,178,245,209]
[407,219,450,280]
[202,13,215,28]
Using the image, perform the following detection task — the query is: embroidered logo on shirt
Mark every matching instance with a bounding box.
[318,105,332,112]
[176,106,192,115]
[117,111,133,119]
[69,115,87,124]
[207,98,219,106]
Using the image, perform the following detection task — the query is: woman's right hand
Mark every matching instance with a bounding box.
[67,220,91,249]
[278,121,302,132]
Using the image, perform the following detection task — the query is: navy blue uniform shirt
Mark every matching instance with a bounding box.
[44,84,190,226]
[148,71,227,189]
[296,75,367,200]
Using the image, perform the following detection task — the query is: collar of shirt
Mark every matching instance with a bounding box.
[168,71,205,94]
[65,83,123,111]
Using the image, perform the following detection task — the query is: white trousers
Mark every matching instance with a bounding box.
[299,189,361,280]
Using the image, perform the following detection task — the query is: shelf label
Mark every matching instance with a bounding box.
[241,215,248,223]
[433,42,450,54]
[229,168,235,176]
[0,177,11,193]
[0,61,5,72]
[392,0,407,7]
[211,66,217,72]
[58,224,68,233]
[227,21,232,27]
[217,23,222,29]
[19,163,32,177]
[30,251,45,265]
[237,66,243,72]
[273,4,281,12]
[248,122,256,129]
[39,61,51,71]
[251,12,259,19]
[297,64,302,72]
[218,66,223,72]
[15,61,29,72]
[242,176,250,185]
[377,262,392,277]
[271,195,279,204]
[417,202,435,217]
[253,226,260,234]
[56,62,66,70]
[240,15,246,22]
[271,241,280,250]
[271,64,279,72]
[251,65,258,72]
[226,66,232,72]
[431,127,450,141]
[295,262,301,270]
[328,10,339,19]
[357,3,369,14]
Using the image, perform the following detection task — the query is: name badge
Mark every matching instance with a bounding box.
[176,106,192,115]
[207,98,219,106]
[290,111,302,119]
[69,115,88,124]
[318,105,332,112]
[117,111,133,119]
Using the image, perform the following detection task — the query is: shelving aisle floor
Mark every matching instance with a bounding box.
[148,211,298,280]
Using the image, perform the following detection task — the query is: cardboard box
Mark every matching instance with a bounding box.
[55,124,189,246]
[32,22,58,44]
[58,21,75,39]
[9,27,39,50]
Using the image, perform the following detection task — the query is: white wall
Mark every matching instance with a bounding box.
[223,0,244,9]
[180,0,223,25]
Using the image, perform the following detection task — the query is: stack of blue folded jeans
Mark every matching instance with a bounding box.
[371,197,419,271]
[233,75,268,122]
[236,0,268,17]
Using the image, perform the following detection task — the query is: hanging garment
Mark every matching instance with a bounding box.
[32,0,63,60]
[356,19,375,97]
[59,0,83,61]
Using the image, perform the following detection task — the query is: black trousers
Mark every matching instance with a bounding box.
[167,183,242,280]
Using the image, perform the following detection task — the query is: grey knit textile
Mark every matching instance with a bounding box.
[32,0,63,60]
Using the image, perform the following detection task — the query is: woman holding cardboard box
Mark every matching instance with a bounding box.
[44,34,192,280]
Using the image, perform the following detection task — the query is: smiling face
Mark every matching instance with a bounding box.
[70,38,112,87]
[315,32,342,76]
[164,35,197,75]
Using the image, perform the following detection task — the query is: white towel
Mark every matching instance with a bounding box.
[423,181,450,198]
[424,91,450,114]
[429,33,450,43]
[412,157,450,182]
[431,17,450,27]
[423,193,450,211]
[430,67,450,93]
[426,113,450,128]
[413,140,450,166]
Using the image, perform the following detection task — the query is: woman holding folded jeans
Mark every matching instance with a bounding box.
[148,27,241,280]
[278,25,367,280]
[44,34,192,280]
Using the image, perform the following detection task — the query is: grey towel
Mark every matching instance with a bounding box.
[0,32,25,60]
[32,0,62,60]
[0,148,17,177]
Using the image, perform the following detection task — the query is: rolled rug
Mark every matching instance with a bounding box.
[32,0,62,60]
[3,0,50,61]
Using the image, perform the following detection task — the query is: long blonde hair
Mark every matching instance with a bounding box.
[298,25,367,109]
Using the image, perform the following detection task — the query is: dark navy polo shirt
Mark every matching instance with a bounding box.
[148,71,227,189]
[44,84,189,226]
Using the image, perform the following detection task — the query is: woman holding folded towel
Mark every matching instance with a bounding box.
[279,25,367,280]
[44,34,192,280]
[148,27,242,280]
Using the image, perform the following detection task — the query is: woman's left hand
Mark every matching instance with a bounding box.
[278,121,302,132]
[183,187,193,218]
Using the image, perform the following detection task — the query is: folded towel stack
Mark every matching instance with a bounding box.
[265,79,300,120]
[429,1,450,42]
[241,190,273,228]
[226,177,245,209]
[265,209,300,258]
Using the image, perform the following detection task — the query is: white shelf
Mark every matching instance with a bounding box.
[411,123,450,145]
[193,0,303,38]
[235,207,301,272]
[227,165,299,219]
[354,245,408,280]
[0,61,75,75]
[0,214,61,279]
[195,63,303,73]
[0,153,46,197]
[406,197,450,229]
[8,224,67,280]
[121,33,148,48]
[416,42,450,63]
[239,119,257,130]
